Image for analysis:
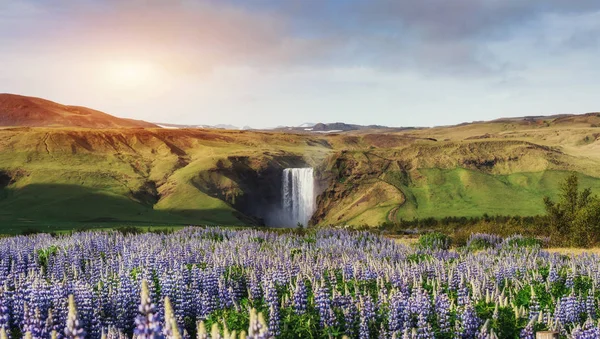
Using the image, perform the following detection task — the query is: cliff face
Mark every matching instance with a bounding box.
[311,151,406,226]
[192,154,308,225]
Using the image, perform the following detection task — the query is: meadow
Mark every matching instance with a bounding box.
[1,227,599,338]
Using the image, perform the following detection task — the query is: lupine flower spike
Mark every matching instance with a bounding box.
[163,297,181,339]
[196,321,207,339]
[134,280,163,339]
[64,295,85,339]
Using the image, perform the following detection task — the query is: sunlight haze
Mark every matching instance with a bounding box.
[1,0,599,128]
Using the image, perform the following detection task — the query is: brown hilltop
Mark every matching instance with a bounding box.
[0,93,157,128]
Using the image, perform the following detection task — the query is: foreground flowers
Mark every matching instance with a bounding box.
[0,228,599,338]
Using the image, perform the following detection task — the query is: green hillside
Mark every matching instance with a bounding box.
[0,128,330,233]
[393,169,600,220]
[0,116,599,233]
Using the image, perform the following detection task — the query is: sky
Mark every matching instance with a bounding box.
[1,0,599,128]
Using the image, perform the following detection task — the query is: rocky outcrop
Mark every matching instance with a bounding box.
[311,151,407,226]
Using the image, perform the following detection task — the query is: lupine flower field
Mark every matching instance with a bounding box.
[1,228,599,338]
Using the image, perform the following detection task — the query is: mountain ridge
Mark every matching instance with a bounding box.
[0,93,157,129]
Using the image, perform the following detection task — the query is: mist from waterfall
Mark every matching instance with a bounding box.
[280,168,315,227]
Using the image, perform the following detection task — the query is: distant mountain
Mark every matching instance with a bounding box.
[490,113,600,127]
[153,122,243,130]
[0,94,157,128]
[154,123,211,129]
[155,121,394,133]
[273,122,401,133]
[312,122,390,131]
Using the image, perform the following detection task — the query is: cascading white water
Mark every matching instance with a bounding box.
[282,168,315,227]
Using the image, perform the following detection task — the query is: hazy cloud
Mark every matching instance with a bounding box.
[1,0,600,127]
[2,0,600,75]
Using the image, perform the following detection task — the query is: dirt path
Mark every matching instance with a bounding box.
[387,206,399,223]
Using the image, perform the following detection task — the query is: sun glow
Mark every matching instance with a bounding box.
[104,60,158,89]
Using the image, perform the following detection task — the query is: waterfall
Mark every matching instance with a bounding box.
[282,168,315,227]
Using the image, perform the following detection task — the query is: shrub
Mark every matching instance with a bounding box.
[544,174,600,247]
[571,197,600,247]
[503,235,546,248]
[115,226,143,235]
[417,232,451,250]
[466,233,502,251]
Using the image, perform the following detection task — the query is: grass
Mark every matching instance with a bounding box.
[391,169,600,220]
[545,248,600,255]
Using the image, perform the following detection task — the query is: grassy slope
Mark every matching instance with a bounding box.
[317,124,600,225]
[393,169,600,220]
[0,114,598,232]
[0,129,332,233]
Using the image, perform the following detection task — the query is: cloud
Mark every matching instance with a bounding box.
[267,0,600,74]
[0,0,302,73]
[2,0,600,77]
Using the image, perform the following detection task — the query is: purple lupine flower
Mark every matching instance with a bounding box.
[162,297,181,339]
[571,319,600,339]
[315,281,336,329]
[434,293,451,333]
[0,294,9,333]
[264,282,280,337]
[388,291,406,334]
[64,295,85,339]
[248,272,262,304]
[3,226,600,339]
[359,295,375,339]
[555,294,580,324]
[171,272,187,325]
[457,284,470,308]
[218,279,233,310]
[529,290,540,321]
[22,305,44,339]
[457,304,480,338]
[548,266,560,284]
[520,319,535,339]
[292,278,307,315]
[565,271,575,289]
[134,280,163,339]
[45,310,58,339]
[50,283,68,336]
[72,282,94,335]
[342,297,358,337]
[247,308,270,339]
[416,313,433,339]
[199,291,213,320]
[115,273,138,332]
[359,309,369,339]
[585,293,596,320]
